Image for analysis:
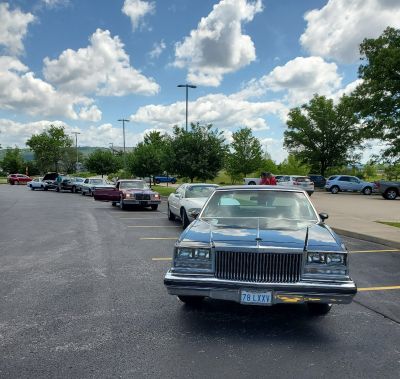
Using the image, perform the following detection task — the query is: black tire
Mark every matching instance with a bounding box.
[10,181,15,185]
[72,186,76,193]
[384,188,398,200]
[330,185,339,194]
[362,187,372,195]
[155,179,160,185]
[30,186,34,191]
[82,190,85,196]
[119,197,127,210]
[14,181,19,185]
[88,189,93,197]
[181,208,190,229]
[248,181,256,185]
[56,186,60,192]
[171,179,177,184]
[178,296,205,306]
[151,204,158,211]
[167,204,176,221]
[44,187,48,191]
[307,303,332,315]
[112,202,117,206]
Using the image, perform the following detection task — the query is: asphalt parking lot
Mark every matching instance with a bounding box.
[0,186,399,378]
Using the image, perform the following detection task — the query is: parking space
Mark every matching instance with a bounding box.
[0,186,399,378]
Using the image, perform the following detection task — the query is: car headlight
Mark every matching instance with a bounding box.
[125,193,131,198]
[174,247,212,271]
[152,193,160,199]
[305,252,347,276]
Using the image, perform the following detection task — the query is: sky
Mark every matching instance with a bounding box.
[0,0,399,162]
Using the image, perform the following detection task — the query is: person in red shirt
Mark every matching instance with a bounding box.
[267,172,277,185]
[260,172,269,185]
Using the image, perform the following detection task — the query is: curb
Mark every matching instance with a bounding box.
[332,227,400,249]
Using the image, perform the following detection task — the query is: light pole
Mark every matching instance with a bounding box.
[71,132,80,171]
[118,118,129,169]
[177,84,197,131]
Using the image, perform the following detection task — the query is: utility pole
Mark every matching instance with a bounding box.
[177,84,197,132]
[118,118,129,169]
[71,132,80,171]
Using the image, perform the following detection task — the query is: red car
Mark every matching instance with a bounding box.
[7,174,32,185]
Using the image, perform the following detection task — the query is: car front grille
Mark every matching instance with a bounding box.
[215,251,303,283]
[135,193,151,200]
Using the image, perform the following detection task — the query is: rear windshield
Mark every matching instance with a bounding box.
[293,177,310,182]
[328,176,337,180]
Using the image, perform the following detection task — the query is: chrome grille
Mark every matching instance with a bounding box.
[135,193,151,200]
[215,251,302,283]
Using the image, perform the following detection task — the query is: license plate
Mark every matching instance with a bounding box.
[240,290,272,305]
[140,201,148,205]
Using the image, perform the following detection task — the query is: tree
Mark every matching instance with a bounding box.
[284,95,363,177]
[225,127,263,179]
[278,154,310,175]
[166,123,226,182]
[352,27,400,162]
[26,125,73,172]
[1,147,24,174]
[85,149,122,177]
[61,147,85,174]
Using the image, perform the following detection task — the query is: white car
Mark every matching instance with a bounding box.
[81,177,114,196]
[277,175,314,196]
[167,183,219,228]
[26,177,46,190]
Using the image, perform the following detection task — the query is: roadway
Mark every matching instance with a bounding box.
[0,185,399,378]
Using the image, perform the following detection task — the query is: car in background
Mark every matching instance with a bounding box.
[167,183,219,228]
[70,177,85,193]
[277,175,314,196]
[164,186,357,314]
[154,175,177,184]
[27,177,45,190]
[308,174,326,188]
[375,180,400,200]
[81,177,114,196]
[42,172,59,190]
[7,174,32,185]
[325,175,376,195]
[93,179,161,210]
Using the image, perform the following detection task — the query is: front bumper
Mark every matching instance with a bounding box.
[123,199,161,205]
[164,271,357,305]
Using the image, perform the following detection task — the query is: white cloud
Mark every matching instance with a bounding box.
[300,0,400,63]
[41,0,70,8]
[148,40,166,60]
[0,3,35,56]
[260,137,287,164]
[122,0,155,31]
[0,56,97,120]
[131,93,287,131]
[43,29,160,96]
[237,56,342,106]
[78,105,102,122]
[174,0,263,87]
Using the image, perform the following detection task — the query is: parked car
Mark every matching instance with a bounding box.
[375,180,400,200]
[308,174,326,188]
[164,186,357,315]
[325,175,376,195]
[244,175,282,185]
[154,175,177,184]
[93,179,161,210]
[42,172,59,190]
[167,184,219,228]
[277,175,314,196]
[26,177,45,190]
[70,177,85,193]
[81,178,114,196]
[7,174,32,185]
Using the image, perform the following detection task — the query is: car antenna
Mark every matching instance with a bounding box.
[303,226,309,252]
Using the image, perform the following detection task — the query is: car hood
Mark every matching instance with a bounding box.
[179,220,342,252]
[182,197,208,209]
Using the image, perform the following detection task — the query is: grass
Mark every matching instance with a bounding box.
[0,177,7,184]
[376,221,400,229]
[151,185,176,196]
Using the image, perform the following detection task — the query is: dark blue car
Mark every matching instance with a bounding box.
[164,186,357,315]
[154,175,177,184]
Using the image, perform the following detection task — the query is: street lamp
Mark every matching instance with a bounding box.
[118,118,130,169]
[71,132,80,171]
[177,84,197,132]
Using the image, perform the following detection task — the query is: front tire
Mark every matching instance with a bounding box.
[178,296,204,306]
[330,185,339,194]
[168,204,176,221]
[307,303,332,315]
[362,187,372,195]
[72,185,76,193]
[30,186,34,191]
[151,204,158,211]
[119,197,127,210]
[384,188,398,200]
[181,208,190,229]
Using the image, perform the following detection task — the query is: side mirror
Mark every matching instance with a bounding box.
[175,193,181,199]
[189,209,200,219]
[319,212,329,222]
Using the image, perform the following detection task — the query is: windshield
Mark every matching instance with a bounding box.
[91,179,104,184]
[185,185,217,198]
[120,181,149,190]
[201,190,318,228]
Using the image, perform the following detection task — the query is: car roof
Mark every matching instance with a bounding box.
[119,179,144,182]
[182,183,219,186]
[214,185,305,192]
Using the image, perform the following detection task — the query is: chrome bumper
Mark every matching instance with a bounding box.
[123,199,161,205]
[164,271,357,305]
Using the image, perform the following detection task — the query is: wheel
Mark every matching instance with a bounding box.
[362,187,372,195]
[248,181,256,185]
[330,185,339,194]
[155,179,160,184]
[82,190,86,196]
[30,186,34,191]
[307,303,332,315]
[384,188,398,200]
[178,296,204,306]
[151,204,158,210]
[72,186,76,193]
[307,192,313,197]
[181,208,190,229]
[10,181,15,185]
[119,196,127,210]
[171,179,177,184]
[56,186,60,192]
[14,181,19,185]
[88,189,93,197]
[167,204,176,221]
[44,187,48,191]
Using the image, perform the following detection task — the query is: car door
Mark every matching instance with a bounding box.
[337,176,350,191]
[169,185,185,215]
[349,177,362,191]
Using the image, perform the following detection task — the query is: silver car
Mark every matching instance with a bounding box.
[81,178,114,196]
[325,175,376,195]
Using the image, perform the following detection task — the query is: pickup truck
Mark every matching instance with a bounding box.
[154,175,177,184]
[376,180,400,200]
[93,179,161,210]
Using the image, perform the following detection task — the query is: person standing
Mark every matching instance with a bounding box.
[56,174,62,192]
[260,172,269,185]
[267,172,277,185]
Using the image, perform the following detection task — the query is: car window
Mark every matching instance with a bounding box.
[338,176,350,182]
[119,181,148,189]
[349,177,360,183]
[84,179,89,184]
[293,176,310,182]
[176,186,185,197]
[328,176,337,180]
[91,179,103,184]
[185,185,217,198]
